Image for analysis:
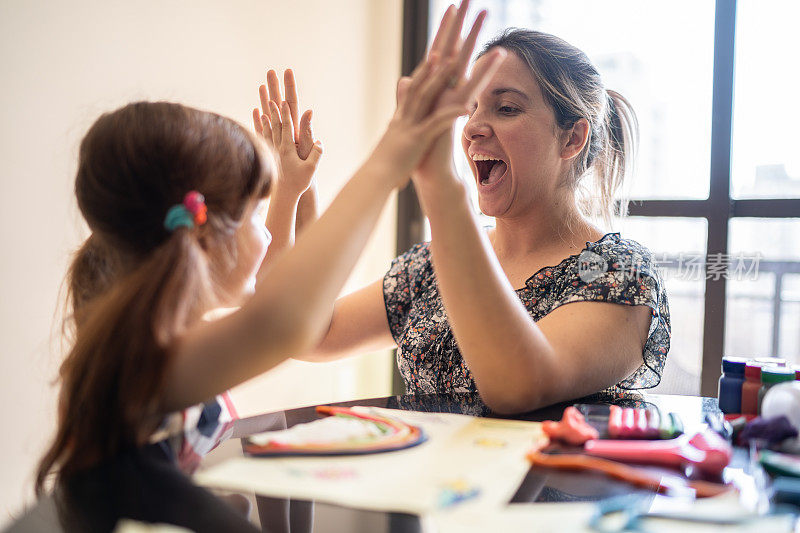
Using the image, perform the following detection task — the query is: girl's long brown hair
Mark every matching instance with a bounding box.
[36,102,271,494]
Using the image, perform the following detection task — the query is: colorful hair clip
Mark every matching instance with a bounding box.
[164,191,208,232]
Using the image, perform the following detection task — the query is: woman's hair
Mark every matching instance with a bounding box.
[36,102,271,493]
[480,29,639,224]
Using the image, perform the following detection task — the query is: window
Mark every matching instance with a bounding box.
[398,0,800,396]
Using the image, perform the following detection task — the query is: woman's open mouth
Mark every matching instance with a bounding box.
[472,154,508,188]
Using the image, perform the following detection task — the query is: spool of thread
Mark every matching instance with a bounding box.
[718,356,747,414]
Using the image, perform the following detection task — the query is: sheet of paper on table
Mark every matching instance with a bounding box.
[194,407,543,515]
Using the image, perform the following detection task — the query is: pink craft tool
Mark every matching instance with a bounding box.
[583,428,732,476]
[645,409,660,438]
[608,405,623,438]
[621,408,635,437]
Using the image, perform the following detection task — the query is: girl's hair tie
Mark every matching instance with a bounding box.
[164,191,208,232]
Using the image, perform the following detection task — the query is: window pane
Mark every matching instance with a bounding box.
[731,1,800,199]
[430,0,715,200]
[616,217,708,395]
[725,219,800,363]
[781,275,800,363]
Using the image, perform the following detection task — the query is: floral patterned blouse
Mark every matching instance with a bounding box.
[383,233,670,397]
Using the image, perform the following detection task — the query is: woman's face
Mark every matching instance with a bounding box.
[462,50,566,218]
[220,198,271,305]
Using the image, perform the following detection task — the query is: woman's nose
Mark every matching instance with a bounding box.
[463,114,491,141]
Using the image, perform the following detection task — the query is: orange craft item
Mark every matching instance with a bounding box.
[542,406,600,445]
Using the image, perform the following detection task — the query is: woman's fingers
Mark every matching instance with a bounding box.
[304,140,323,168]
[267,69,282,104]
[268,100,282,149]
[259,84,270,117]
[278,101,296,152]
[396,76,412,106]
[440,0,469,58]
[428,4,455,57]
[421,104,467,139]
[406,56,458,120]
[284,69,300,142]
[458,47,506,103]
[398,57,436,116]
[454,10,486,80]
[298,109,314,159]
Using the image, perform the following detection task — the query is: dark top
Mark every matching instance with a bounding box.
[383,233,670,396]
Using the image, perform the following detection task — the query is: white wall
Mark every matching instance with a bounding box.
[0,0,401,524]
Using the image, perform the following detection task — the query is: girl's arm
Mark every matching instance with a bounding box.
[253,69,321,268]
[163,6,503,411]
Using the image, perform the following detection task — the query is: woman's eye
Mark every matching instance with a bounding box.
[498,105,519,115]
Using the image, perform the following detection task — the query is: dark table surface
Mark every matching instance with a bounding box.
[6,392,724,533]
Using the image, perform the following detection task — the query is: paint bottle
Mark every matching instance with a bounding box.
[718,356,747,414]
[758,366,797,415]
[741,361,765,415]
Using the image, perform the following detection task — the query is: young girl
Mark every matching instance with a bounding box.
[35,5,503,492]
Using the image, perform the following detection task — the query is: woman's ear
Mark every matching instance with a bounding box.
[560,118,590,160]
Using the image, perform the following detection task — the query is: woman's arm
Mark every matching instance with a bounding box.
[415,177,650,413]
[292,279,396,362]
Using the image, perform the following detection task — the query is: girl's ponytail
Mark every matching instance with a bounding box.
[36,229,214,494]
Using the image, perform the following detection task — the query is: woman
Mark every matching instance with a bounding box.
[271,5,669,414]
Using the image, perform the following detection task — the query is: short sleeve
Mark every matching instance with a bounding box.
[383,242,431,344]
[552,237,671,389]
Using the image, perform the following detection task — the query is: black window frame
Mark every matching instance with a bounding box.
[396,0,800,396]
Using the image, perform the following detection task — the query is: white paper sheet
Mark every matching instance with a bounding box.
[195,407,543,515]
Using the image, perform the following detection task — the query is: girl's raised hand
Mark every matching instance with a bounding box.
[370,0,503,185]
[252,69,322,198]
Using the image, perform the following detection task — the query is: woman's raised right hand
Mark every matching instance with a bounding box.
[368,0,504,185]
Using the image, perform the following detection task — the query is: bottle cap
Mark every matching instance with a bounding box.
[721,356,748,376]
[745,361,766,380]
[754,357,787,367]
[761,366,796,384]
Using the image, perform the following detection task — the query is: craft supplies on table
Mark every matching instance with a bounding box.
[575,404,684,440]
[242,405,426,456]
[760,381,800,433]
[758,367,796,414]
[195,407,543,515]
[531,406,733,498]
[718,356,747,414]
[583,429,732,476]
[742,361,767,415]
